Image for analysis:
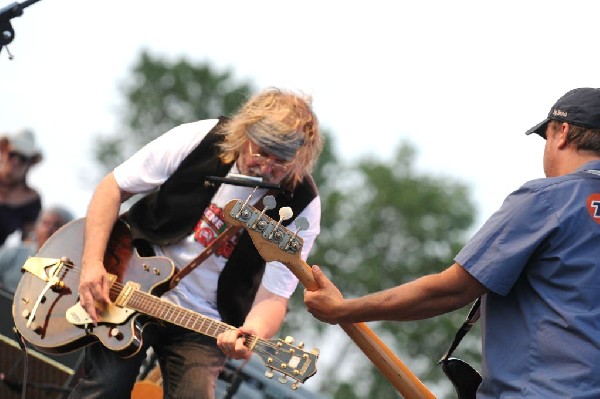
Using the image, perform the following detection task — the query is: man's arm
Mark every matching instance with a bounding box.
[216,284,288,359]
[304,263,487,324]
[78,172,133,322]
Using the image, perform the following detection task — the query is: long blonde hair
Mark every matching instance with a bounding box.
[218,88,323,189]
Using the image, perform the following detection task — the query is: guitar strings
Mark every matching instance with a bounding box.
[41,262,307,377]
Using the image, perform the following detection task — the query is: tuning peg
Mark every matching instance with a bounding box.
[291,382,300,390]
[270,207,293,240]
[236,187,259,219]
[278,375,288,384]
[294,217,309,232]
[265,368,274,379]
[263,195,277,210]
[311,348,320,357]
[288,216,309,247]
[297,341,305,349]
[284,336,294,344]
[252,195,277,229]
[279,207,293,221]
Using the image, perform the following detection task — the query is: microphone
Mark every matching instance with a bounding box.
[204,175,281,190]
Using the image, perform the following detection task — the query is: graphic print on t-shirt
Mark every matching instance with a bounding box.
[586,193,600,224]
[193,203,240,257]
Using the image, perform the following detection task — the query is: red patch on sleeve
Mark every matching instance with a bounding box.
[586,193,600,224]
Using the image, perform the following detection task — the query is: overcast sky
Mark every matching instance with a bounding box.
[3,0,600,229]
[3,1,600,395]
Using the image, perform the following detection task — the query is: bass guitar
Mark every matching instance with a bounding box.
[12,218,319,390]
[223,197,436,399]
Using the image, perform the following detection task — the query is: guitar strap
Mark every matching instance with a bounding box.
[439,297,481,363]
[439,297,482,399]
[169,224,241,289]
[169,192,270,289]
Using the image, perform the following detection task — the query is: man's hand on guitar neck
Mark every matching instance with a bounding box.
[303,265,347,325]
[78,259,112,324]
[216,326,255,360]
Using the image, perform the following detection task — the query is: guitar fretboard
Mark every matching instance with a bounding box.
[124,289,259,349]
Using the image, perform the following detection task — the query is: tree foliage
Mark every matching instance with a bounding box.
[92,50,482,399]
[285,139,481,398]
[93,50,253,172]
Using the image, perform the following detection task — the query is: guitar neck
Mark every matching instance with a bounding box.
[123,290,260,348]
[288,257,435,399]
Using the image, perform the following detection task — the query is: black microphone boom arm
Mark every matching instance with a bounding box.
[0,0,43,54]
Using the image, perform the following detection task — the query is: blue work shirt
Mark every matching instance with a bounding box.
[455,160,600,398]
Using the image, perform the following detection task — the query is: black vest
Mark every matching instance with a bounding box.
[124,119,318,326]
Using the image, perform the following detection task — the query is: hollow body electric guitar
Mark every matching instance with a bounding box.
[12,218,319,390]
[223,197,436,399]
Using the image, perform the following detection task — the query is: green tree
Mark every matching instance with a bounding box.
[284,139,481,398]
[94,49,253,172]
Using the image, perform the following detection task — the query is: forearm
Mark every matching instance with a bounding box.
[336,263,486,324]
[243,285,288,338]
[82,173,130,264]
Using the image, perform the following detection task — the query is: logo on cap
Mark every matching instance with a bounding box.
[552,109,568,118]
[587,193,600,224]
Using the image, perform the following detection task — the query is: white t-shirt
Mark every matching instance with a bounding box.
[113,119,321,320]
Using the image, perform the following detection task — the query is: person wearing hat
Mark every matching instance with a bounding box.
[0,129,43,246]
[70,88,323,399]
[304,88,600,397]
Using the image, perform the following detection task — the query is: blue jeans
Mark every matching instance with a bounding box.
[68,322,226,399]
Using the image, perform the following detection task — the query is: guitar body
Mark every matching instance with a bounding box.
[12,216,319,390]
[132,363,163,399]
[131,382,163,399]
[12,218,175,357]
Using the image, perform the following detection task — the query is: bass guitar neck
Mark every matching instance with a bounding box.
[295,256,434,399]
[223,199,435,399]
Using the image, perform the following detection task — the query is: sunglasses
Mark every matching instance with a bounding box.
[8,151,32,164]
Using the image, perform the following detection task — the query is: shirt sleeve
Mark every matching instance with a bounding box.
[260,195,321,298]
[113,119,219,193]
[456,183,559,295]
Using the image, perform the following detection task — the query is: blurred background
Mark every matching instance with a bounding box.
[2,1,600,398]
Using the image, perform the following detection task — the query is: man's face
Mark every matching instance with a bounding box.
[237,140,293,184]
[0,144,33,183]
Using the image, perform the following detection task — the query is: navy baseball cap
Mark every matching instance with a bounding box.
[525,87,600,138]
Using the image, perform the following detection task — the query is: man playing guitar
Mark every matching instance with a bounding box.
[72,88,323,399]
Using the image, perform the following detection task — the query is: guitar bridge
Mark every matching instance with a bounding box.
[22,256,72,288]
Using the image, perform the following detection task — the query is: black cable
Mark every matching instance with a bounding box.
[221,358,250,399]
[12,327,28,399]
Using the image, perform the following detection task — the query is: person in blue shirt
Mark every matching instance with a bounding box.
[304,87,600,398]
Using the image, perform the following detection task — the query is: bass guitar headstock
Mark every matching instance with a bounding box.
[223,197,317,289]
[224,196,307,260]
[254,335,320,389]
